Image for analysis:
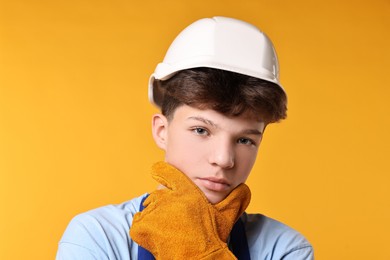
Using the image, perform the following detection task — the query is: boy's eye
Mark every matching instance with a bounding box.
[237,138,255,146]
[193,127,209,136]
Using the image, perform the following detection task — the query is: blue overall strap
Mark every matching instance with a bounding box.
[137,195,155,260]
[137,195,251,260]
[229,217,251,260]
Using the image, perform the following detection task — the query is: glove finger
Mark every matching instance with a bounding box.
[133,189,168,226]
[143,189,167,208]
[212,184,251,241]
[214,183,251,220]
[151,161,200,193]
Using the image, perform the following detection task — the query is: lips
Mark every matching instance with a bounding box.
[197,177,231,192]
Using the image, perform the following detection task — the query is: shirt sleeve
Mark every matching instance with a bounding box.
[56,214,107,260]
[56,242,99,260]
[282,246,314,260]
[244,213,314,260]
[282,245,314,260]
[56,195,146,260]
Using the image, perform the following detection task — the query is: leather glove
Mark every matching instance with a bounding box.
[130,161,251,259]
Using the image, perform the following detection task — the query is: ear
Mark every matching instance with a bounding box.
[152,114,168,151]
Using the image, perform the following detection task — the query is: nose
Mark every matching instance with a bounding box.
[208,138,235,169]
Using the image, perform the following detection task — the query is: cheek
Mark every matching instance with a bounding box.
[166,132,207,165]
[235,149,258,181]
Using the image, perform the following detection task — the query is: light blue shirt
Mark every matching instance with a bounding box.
[56,194,313,260]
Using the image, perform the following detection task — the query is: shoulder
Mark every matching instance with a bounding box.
[243,213,314,260]
[56,194,146,260]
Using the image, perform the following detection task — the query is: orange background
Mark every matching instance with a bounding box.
[1,0,389,259]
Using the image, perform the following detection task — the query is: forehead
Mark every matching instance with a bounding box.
[170,105,266,130]
[170,104,265,123]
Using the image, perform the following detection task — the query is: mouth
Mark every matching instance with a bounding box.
[197,177,231,192]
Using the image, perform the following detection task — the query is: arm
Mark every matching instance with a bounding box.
[56,216,102,260]
[56,199,142,260]
[282,245,314,260]
[244,213,314,259]
[56,242,99,260]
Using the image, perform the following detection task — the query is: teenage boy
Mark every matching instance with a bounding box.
[56,16,314,259]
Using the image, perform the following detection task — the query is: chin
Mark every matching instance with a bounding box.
[204,191,226,205]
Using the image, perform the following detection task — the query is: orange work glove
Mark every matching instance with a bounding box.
[130,161,251,260]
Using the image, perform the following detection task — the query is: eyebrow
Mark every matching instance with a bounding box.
[187,116,218,127]
[242,129,263,136]
[187,116,263,135]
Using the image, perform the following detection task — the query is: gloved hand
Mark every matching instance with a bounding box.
[130,161,251,260]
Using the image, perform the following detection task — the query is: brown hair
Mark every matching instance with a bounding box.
[155,68,287,123]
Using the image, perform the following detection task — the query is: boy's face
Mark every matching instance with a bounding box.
[152,105,266,204]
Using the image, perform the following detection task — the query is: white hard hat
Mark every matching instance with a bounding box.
[149,16,284,107]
